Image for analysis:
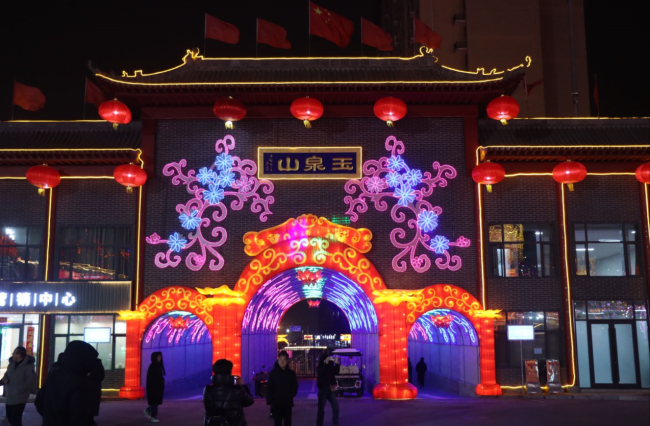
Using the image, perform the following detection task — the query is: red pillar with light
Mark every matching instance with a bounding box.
[211,304,243,376]
[119,318,145,399]
[475,317,502,396]
[372,302,417,399]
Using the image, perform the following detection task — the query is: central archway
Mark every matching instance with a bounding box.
[240,267,380,391]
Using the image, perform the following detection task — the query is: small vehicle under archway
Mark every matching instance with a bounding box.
[332,349,364,397]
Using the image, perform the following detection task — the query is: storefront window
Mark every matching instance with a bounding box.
[52,314,126,370]
[587,301,634,320]
[489,224,554,277]
[494,311,561,368]
[0,226,44,281]
[573,223,638,276]
[57,227,131,280]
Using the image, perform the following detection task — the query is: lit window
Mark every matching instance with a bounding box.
[573,224,638,276]
[488,224,554,277]
[0,226,44,281]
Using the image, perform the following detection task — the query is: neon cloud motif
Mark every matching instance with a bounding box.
[344,135,470,273]
[146,134,275,271]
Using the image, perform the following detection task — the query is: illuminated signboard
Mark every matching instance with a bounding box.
[507,325,535,341]
[340,334,351,342]
[84,327,111,343]
[304,334,313,340]
[258,147,362,180]
[0,281,131,314]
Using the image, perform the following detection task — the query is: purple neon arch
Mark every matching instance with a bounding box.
[241,268,379,335]
[142,311,212,349]
[408,309,478,346]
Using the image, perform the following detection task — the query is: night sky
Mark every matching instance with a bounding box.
[1,0,648,121]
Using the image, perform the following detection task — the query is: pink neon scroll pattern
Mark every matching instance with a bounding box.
[344,135,470,273]
[146,135,275,271]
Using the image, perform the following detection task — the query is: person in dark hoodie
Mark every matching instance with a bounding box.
[35,340,99,426]
[266,351,298,426]
[47,353,64,375]
[202,358,254,426]
[316,352,340,426]
[85,358,105,426]
[144,352,165,423]
[2,346,36,426]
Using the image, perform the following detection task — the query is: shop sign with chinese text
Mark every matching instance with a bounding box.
[258,147,362,180]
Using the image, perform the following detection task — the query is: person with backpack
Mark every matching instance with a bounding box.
[266,351,298,426]
[316,352,340,426]
[202,359,254,426]
[144,352,165,423]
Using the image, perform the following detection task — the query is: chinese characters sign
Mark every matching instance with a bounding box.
[258,147,362,180]
[0,281,130,313]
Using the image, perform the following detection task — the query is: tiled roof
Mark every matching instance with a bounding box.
[0,122,141,149]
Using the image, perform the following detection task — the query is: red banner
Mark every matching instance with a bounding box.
[26,326,35,356]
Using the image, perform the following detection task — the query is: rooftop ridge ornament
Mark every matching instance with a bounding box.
[344,135,470,273]
[146,135,275,271]
[242,214,372,256]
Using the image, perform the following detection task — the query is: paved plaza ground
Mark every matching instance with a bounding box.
[7,380,650,426]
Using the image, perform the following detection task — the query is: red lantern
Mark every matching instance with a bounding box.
[213,97,247,129]
[307,299,321,308]
[487,95,519,125]
[373,97,407,127]
[290,97,323,128]
[472,161,505,193]
[98,99,132,130]
[114,163,147,194]
[635,163,650,184]
[553,160,587,191]
[26,164,61,196]
[430,314,453,329]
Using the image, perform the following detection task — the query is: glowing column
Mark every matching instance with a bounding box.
[372,301,417,400]
[119,316,145,399]
[475,317,502,396]
[211,304,243,376]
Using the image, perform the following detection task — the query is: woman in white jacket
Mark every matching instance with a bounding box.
[1,347,36,426]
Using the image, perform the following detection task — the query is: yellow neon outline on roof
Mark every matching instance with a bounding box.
[479,144,649,150]
[3,120,107,123]
[108,46,528,80]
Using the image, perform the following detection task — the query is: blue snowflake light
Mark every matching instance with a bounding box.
[386,172,402,188]
[417,210,439,232]
[394,184,416,206]
[204,184,225,205]
[215,153,234,171]
[179,209,201,230]
[388,155,406,171]
[403,169,423,187]
[167,232,187,253]
[218,170,236,188]
[197,167,216,185]
[431,235,450,254]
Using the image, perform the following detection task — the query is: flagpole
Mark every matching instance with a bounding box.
[82,75,88,120]
[308,0,311,57]
[203,13,207,57]
[11,78,16,121]
[523,76,529,118]
[595,73,600,119]
[256,19,259,58]
[360,18,364,57]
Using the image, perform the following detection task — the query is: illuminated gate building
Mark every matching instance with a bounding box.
[1,49,649,398]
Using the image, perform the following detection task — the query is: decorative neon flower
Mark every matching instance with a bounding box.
[403,169,423,187]
[417,210,439,232]
[146,233,161,244]
[179,209,201,230]
[218,170,236,188]
[167,233,187,253]
[386,172,402,188]
[215,153,233,171]
[431,235,450,254]
[365,176,386,193]
[204,184,225,204]
[388,155,406,171]
[232,176,253,193]
[197,167,216,185]
[394,184,415,206]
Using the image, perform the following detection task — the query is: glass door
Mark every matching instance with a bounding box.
[0,325,23,395]
[588,321,641,388]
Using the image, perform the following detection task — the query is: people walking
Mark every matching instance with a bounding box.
[202,358,254,426]
[316,352,340,426]
[85,358,105,426]
[2,347,36,426]
[35,340,99,426]
[408,358,413,384]
[144,352,165,423]
[266,350,298,426]
[416,357,427,389]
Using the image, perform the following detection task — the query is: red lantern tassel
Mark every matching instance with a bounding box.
[500,119,508,125]
[567,183,575,192]
[386,120,394,127]
[303,119,311,129]
[225,121,234,130]
[486,184,493,193]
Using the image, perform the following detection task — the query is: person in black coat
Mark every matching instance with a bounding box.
[316,352,340,426]
[202,359,254,426]
[47,353,64,375]
[266,351,298,426]
[85,358,105,426]
[35,341,99,426]
[416,357,427,389]
[144,351,165,423]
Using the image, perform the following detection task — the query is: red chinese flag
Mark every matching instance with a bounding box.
[257,19,291,49]
[413,17,442,50]
[361,18,393,51]
[13,81,46,112]
[85,78,105,108]
[309,2,354,48]
[526,78,544,98]
[205,13,239,44]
